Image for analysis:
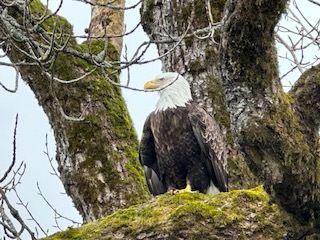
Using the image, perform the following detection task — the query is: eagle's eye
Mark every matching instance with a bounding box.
[159,77,165,81]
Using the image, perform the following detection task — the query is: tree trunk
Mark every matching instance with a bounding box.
[220,0,320,223]
[141,0,320,225]
[2,0,320,236]
[0,0,148,222]
[89,0,125,53]
[141,0,258,190]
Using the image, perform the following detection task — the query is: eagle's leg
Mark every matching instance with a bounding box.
[171,181,195,194]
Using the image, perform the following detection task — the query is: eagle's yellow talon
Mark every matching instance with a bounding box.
[178,184,192,193]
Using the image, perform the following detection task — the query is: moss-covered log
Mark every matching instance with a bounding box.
[42,187,312,240]
[0,0,149,222]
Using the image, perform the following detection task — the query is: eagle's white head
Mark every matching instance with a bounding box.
[144,72,192,112]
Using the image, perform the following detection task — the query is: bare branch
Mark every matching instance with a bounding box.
[0,114,18,183]
[0,187,37,239]
[36,183,81,228]
[308,0,320,7]
[276,0,320,82]
[276,34,304,73]
[74,0,142,10]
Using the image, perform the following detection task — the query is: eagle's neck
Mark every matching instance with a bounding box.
[155,86,192,112]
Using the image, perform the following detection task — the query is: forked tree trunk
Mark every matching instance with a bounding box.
[2,0,320,231]
[141,0,320,224]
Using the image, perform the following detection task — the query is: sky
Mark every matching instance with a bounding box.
[0,0,318,239]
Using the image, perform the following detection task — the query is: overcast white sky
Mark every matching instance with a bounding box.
[0,0,318,239]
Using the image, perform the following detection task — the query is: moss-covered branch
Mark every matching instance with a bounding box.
[290,64,320,139]
[220,0,320,224]
[0,0,149,222]
[42,187,310,240]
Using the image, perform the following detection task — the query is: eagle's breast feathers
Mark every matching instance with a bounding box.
[139,72,228,195]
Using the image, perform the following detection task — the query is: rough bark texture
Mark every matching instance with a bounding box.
[290,64,320,140]
[0,0,148,222]
[141,0,258,190]
[2,0,320,238]
[142,0,320,227]
[220,0,320,224]
[89,0,125,53]
[43,187,308,240]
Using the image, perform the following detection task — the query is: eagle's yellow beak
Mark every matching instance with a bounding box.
[144,80,162,90]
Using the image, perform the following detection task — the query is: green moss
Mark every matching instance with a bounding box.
[7,0,148,222]
[141,0,226,35]
[30,0,74,42]
[242,92,311,171]
[43,187,300,240]
[223,1,288,95]
[78,40,120,63]
[31,0,147,212]
[62,74,148,208]
[290,65,320,136]
[173,0,226,33]
[140,0,155,35]
[238,91,318,221]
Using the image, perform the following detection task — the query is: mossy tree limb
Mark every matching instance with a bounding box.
[220,0,320,223]
[290,64,320,139]
[43,187,308,240]
[0,0,148,222]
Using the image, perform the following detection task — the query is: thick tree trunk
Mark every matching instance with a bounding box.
[220,0,320,223]
[0,0,148,222]
[142,0,320,225]
[141,0,258,190]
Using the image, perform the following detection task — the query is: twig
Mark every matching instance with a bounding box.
[0,114,18,183]
[36,183,81,228]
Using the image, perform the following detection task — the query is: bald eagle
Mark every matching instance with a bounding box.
[139,72,228,195]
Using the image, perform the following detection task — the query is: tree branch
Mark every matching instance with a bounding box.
[290,64,320,138]
[220,0,320,224]
[0,0,149,222]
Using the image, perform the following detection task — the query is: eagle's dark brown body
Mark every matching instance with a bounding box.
[139,102,228,195]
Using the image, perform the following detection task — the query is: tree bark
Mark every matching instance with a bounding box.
[220,0,320,223]
[0,0,148,222]
[290,64,320,140]
[89,0,125,53]
[2,0,320,236]
[142,0,320,225]
[141,0,258,190]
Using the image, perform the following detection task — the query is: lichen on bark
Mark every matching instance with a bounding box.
[220,0,320,224]
[290,64,320,139]
[1,0,149,222]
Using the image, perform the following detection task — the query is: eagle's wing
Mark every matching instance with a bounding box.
[139,114,167,195]
[188,104,228,192]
